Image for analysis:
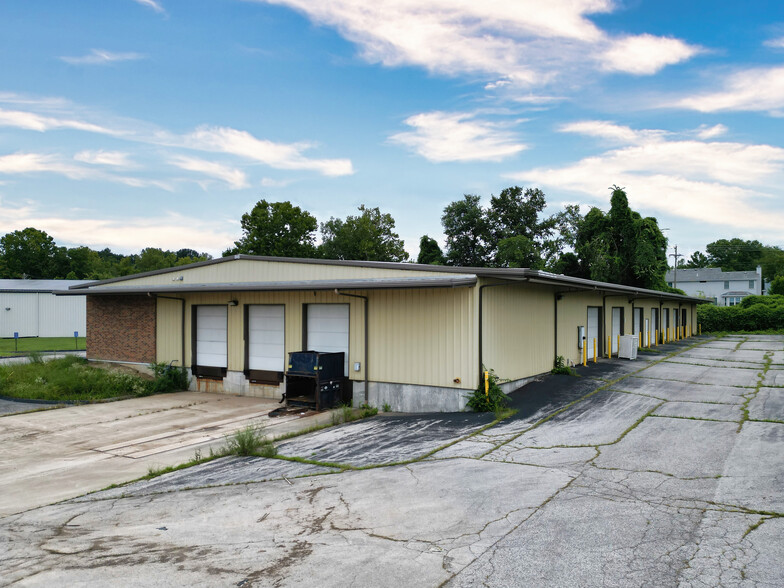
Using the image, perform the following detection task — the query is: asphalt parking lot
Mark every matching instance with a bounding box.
[2,335,783,587]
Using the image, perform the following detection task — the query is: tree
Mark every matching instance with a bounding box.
[574,186,668,290]
[225,199,318,258]
[0,228,62,279]
[705,238,763,272]
[319,205,409,262]
[417,235,445,265]
[682,251,709,268]
[441,194,491,266]
[760,246,784,281]
[769,276,784,296]
[496,235,542,269]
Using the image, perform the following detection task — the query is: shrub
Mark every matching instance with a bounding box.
[698,299,784,332]
[466,368,509,412]
[551,355,575,375]
[149,362,190,394]
[224,424,276,457]
[359,403,378,418]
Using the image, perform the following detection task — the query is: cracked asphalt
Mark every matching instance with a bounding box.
[2,335,783,587]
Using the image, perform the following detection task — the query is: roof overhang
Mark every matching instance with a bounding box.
[57,275,478,296]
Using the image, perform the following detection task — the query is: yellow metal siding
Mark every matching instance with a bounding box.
[101,259,449,288]
[482,282,554,382]
[368,287,476,390]
[156,297,183,364]
[556,291,604,365]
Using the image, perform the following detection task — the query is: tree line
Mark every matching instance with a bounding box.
[4,184,771,294]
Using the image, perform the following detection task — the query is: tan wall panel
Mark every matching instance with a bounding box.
[156,297,183,364]
[368,287,476,390]
[101,259,451,288]
[482,282,554,382]
[556,291,604,365]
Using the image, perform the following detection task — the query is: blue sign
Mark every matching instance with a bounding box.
[13,332,18,339]
[74,331,79,338]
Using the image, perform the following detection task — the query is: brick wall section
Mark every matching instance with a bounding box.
[86,295,157,363]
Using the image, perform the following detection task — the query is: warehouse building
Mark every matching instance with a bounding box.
[66,256,702,412]
[1,279,90,339]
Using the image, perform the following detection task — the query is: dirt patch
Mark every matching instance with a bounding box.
[89,361,155,380]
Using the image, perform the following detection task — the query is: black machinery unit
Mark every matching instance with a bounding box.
[285,351,349,411]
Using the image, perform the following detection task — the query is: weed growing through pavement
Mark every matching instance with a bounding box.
[224,424,277,457]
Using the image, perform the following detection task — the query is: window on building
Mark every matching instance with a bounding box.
[749,280,755,289]
[667,282,672,287]
[724,280,730,289]
[727,296,743,306]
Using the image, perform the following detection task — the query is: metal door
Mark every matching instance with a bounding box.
[651,308,659,343]
[611,307,622,353]
[306,304,349,376]
[248,305,285,372]
[587,307,600,358]
[196,306,227,368]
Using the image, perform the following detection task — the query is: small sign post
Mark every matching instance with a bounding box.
[74,331,79,350]
[13,331,18,353]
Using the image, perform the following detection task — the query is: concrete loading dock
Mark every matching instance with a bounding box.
[64,256,704,412]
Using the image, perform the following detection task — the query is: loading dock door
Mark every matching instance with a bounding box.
[611,307,623,353]
[651,308,659,343]
[587,307,600,358]
[195,306,227,368]
[248,305,285,372]
[306,304,349,376]
[633,308,642,336]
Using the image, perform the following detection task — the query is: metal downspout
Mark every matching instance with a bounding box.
[335,290,369,404]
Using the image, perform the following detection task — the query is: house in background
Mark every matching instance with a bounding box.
[665,266,763,306]
[0,279,91,338]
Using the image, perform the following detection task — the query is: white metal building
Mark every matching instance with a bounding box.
[0,280,91,338]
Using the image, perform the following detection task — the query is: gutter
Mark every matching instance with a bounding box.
[335,290,369,405]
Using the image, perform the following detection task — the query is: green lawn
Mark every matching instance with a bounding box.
[0,336,86,356]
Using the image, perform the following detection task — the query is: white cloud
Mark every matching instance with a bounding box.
[168,154,249,189]
[599,34,702,75]
[509,121,784,233]
[60,49,145,65]
[0,107,120,135]
[133,0,165,13]
[389,111,526,162]
[559,120,667,144]
[673,66,784,114]
[74,150,134,167]
[0,204,232,256]
[255,0,699,86]
[182,126,354,176]
[764,37,784,49]
[695,124,727,140]
[260,177,294,188]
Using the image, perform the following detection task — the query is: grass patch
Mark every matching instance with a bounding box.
[551,355,577,376]
[224,424,277,457]
[0,336,86,356]
[0,356,190,403]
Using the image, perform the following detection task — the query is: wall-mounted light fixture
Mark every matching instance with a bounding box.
[228,300,239,307]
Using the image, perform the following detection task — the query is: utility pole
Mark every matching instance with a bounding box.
[669,245,682,289]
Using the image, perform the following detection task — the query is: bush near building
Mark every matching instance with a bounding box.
[698,295,784,332]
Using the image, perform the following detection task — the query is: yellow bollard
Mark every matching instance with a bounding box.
[699,323,702,336]
[638,332,642,348]
[607,336,611,358]
[647,330,651,348]
[583,342,587,366]
[655,330,658,346]
[593,338,597,363]
[617,334,620,354]
[484,371,489,399]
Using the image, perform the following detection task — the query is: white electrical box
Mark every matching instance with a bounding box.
[577,326,585,349]
[619,335,638,360]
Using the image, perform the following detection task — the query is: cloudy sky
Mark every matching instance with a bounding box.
[1,1,783,260]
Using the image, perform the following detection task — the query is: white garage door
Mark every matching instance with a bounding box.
[307,304,349,376]
[196,306,227,367]
[611,307,622,353]
[248,305,285,372]
[587,307,600,358]
[633,308,642,336]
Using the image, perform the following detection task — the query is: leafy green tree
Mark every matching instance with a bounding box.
[705,238,763,272]
[682,251,709,268]
[442,194,491,266]
[574,186,668,290]
[760,246,784,281]
[417,235,445,265]
[551,252,582,276]
[319,205,409,262]
[66,246,105,279]
[136,248,177,273]
[769,276,784,296]
[0,228,62,279]
[496,235,542,269]
[225,199,318,258]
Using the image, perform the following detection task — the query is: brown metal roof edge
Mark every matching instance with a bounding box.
[58,275,478,295]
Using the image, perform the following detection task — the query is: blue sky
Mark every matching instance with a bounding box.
[1,0,784,261]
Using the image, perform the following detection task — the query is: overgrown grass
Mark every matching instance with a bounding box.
[0,356,190,403]
[0,336,86,356]
[224,424,277,457]
[466,368,509,412]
